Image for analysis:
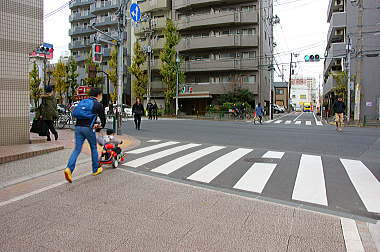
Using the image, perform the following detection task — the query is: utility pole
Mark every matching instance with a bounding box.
[354,0,364,121]
[346,35,352,122]
[288,53,293,112]
[146,13,153,104]
[175,52,180,117]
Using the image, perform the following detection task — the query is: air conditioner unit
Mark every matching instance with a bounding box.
[334,29,344,36]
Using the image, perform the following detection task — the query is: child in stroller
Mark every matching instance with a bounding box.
[96,128,126,168]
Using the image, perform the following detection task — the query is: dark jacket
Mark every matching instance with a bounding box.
[38,95,58,121]
[333,101,346,114]
[132,103,144,116]
[76,98,106,128]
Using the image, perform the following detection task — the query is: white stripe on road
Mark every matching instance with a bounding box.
[262,151,285,159]
[306,121,312,125]
[125,143,201,168]
[341,218,365,252]
[295,121,301,125]
[340,159,380,213]
[264,120,273,123]
[292,154,328,206]
[151,146,225,175]
[187,148,253,183]
[127,141,179,154]
[274,120,282,124]
[147,140,161,143]
[316,121,323,126]
[285,120,292,124]
[293,112,304,121]
[233,163,277,193]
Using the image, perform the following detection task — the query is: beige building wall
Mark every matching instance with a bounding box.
[0,0,43,145]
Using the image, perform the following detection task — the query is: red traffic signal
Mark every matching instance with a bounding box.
[189,87,193,93]
[95,45,101,53]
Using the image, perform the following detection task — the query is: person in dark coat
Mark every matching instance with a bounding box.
[132,97,144,130]
[37,86,58,141]
[152,101,158,120]
[333,96,346,131]
[146,101,153,120]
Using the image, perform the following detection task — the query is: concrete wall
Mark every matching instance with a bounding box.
[0,0,43,145]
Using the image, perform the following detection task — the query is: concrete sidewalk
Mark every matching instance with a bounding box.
[1,164,378,251]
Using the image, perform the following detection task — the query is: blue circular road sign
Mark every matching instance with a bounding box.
[130,3,141,22]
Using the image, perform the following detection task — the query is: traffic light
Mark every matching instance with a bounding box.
[92,44,103,64]
[189,87,193,93]
[181,86,186,94]
[304,54,320,62]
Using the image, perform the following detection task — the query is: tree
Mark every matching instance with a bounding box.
[159,19,184,114]
[107,46,119,104]
[53,61,68,104]
[29,62,42,108]
[83,53,104,88]
[128,41,147,100]
[330,71,350,100]
[66,56,79,104]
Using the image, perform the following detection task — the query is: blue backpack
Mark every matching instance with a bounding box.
[72,98,96,122]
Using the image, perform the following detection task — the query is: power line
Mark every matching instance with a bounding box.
[44,1,73,19]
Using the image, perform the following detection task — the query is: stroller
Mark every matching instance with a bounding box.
[97,129,127,168]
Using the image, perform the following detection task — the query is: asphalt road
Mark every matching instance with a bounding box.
[120,114,380,219]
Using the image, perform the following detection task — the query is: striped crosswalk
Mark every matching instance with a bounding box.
[265,120,323,126]
[122,140,380,216]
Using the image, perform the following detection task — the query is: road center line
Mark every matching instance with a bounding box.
[293,112,304,121]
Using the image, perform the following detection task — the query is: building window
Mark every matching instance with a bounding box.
[241,51,256,59]
[222,76,233,83]
[300,94,307,99]
[292,95,296,98]
[243,75,256,83]
[276,89,284,95]
[220,52,236,59]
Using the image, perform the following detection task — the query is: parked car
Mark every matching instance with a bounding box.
[277,106,286,113]
[272,104,283,114]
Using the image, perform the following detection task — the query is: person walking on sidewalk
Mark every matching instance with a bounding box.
[64,88,106,183]
[38,86,58,141]
[132,97,144,130]
[255,103,264,124]
[146,101,153,120]
[153,101,158,120]
[333,96,346,131]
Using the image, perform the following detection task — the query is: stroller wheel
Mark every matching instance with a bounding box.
[112,159,119,168]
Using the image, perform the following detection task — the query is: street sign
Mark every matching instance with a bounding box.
[130,3,141,22]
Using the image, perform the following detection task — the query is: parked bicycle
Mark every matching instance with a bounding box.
[56,110,75,129]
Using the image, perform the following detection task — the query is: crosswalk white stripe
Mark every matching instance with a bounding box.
[306,121,312,125]
[274,120,282,124]
[295,121,301,125]
[187,148,253,183]
[151,146,225,175]
[127,141,179,154]
[147,140,161,143]
[292,154,328,206]
[285,120,291,124]
[341,218,365,252]
[262,151,285,159]
[340,159,380,213]
[316,121,323,126]
[125,143,201,168]
[233,163,277,193]
[264,120,273,123]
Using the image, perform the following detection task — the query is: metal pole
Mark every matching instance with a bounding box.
[176,65,179,117]
[288,53,293,112]
[346,36,351,122]
[43,53,47,88]
[354,0,363,121]
[146,13,152,104]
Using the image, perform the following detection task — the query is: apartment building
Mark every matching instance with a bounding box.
[0,0,43,145]
[135,0,172,108]
[174,0,273,114]
[69,0,132,103]
[273,82,289,108]
[290,78,317,109]
[323,0,380,120]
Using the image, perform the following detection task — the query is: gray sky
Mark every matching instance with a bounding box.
[44,0,329,82]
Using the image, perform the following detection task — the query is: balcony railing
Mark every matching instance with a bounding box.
[69,26,95,36]
[134,17,167,34]
[70,0,95,9]
[183,82,258,94]
[183,58,258,72]
[69,12,95,22]
[177,10,258,30]
[140,38,166,50]
[90,0,120,13]
[178,35,258,51]
[69,40,92,49]
[93,15,118,26]
[140,0,170,13]
[327,12,346,44]
[324,42,345,75]
[323,75,337,95]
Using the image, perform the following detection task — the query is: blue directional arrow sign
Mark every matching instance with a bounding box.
[130,3,141,22]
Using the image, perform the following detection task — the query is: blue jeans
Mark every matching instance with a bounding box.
[67,126,99,173]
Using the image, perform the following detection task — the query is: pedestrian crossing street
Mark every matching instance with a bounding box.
[264,119,324,126]
[122,139,380,216]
